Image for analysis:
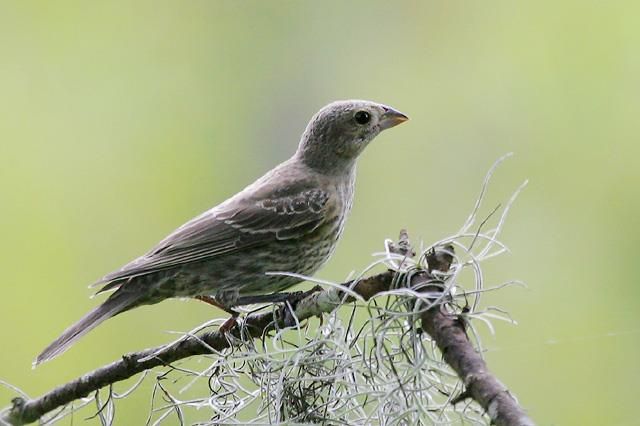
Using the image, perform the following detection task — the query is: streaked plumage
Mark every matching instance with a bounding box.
[36,100,408,365]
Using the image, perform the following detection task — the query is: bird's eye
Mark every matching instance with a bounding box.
[354,111,371,125]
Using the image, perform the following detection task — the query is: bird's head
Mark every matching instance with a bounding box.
[296,100,408,174]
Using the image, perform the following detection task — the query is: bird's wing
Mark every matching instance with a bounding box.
[95,187,331,285]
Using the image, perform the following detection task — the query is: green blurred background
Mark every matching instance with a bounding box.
[1,1,638,424]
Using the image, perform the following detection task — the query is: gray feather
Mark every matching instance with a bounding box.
[36,100,407,364]
[34,291,137,366]
[92,173,330,287]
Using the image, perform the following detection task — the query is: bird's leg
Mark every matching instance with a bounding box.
[195,287,324,332]
[232,291,307,306]
[279,286,324,326]
[194,295,236,313]
[218,316,239,333]
[194,295,239,333]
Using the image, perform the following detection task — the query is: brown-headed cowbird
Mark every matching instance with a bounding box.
[36,100,408,365]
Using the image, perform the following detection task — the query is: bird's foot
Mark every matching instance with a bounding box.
[233,291,306,306]
[218,315,239,333]
[194,295,241,333]
[281,285,324,327]
[196,287,324,332]
[194,295,226,310]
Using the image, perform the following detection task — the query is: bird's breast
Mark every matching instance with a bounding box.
[309,171,357,265]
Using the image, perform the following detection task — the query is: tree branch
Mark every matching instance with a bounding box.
[2,242,534,425]
[421,306,534,426]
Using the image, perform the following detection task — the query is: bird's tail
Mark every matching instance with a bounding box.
[34,290,137,366]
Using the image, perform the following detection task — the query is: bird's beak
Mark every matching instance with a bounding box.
[379,106,409,130]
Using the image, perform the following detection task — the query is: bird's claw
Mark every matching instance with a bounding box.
[281,285,323,327]
[218,316,238,334]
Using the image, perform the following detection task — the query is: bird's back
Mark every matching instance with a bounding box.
[94,159,356,301]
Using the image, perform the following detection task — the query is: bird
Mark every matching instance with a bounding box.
[35,99,408,365]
